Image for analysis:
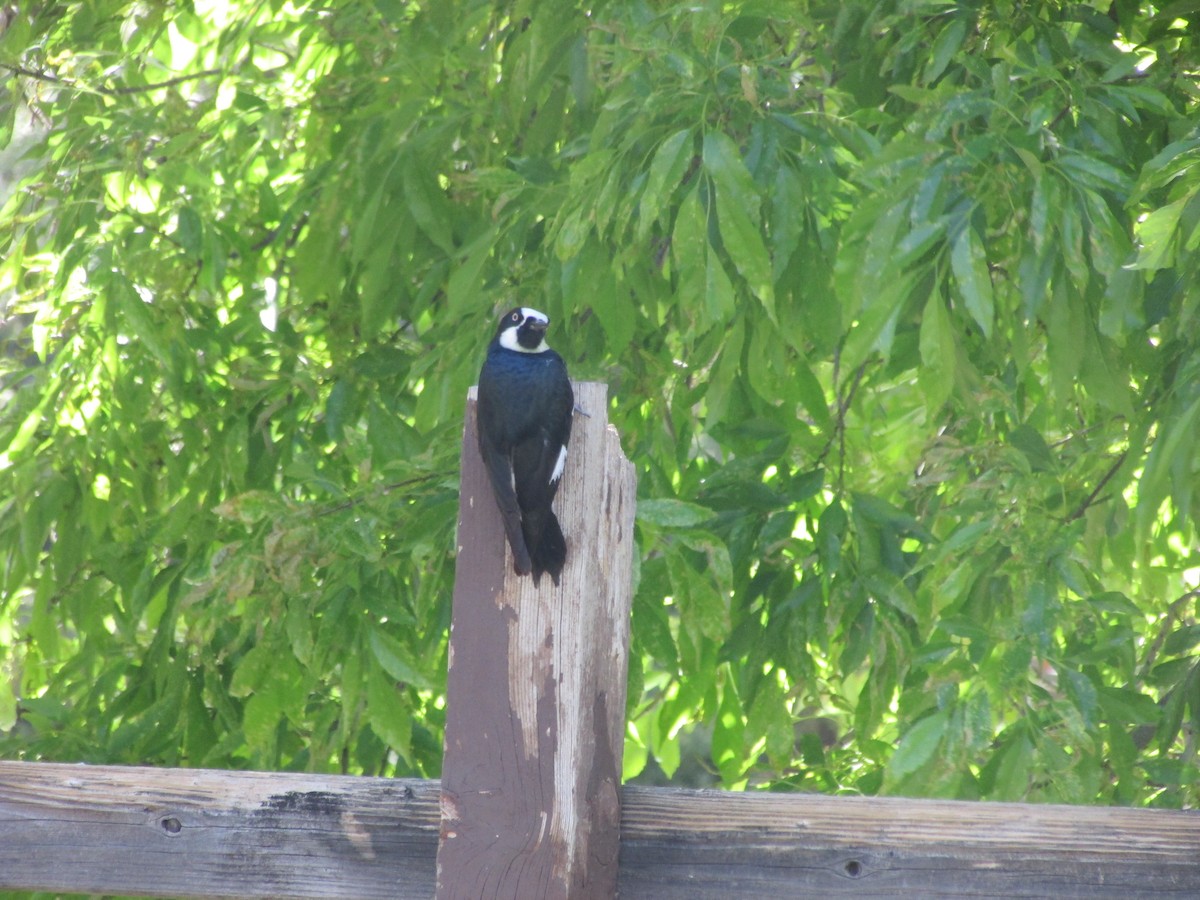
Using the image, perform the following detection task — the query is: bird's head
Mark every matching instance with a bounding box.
[496,307,550,353]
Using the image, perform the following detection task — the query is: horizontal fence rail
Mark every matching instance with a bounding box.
[3,762,1199,899]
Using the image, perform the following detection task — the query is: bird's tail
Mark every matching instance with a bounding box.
[524,510,566,587]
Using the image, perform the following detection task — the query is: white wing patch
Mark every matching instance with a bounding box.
[550,445,567,484]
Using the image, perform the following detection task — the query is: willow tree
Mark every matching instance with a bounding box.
[2,0,1197,806]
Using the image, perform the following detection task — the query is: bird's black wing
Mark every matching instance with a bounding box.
[511,354,573,583]
[476,378,534,576]
[511,358,573,513]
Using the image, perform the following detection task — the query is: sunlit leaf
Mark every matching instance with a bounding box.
[370,628,434,691]
[704,132,775,317]
[1130,196,1186,271]
[367,660,413,763]
[991,732,1032,801]
[884,709,950,789]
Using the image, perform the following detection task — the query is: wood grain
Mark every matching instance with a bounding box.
[0,763,439,899]
[618,785,1200,898]
[3,763,1199,898]
[436,382,637,900]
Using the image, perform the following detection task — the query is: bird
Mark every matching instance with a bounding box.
[476,306,574,586]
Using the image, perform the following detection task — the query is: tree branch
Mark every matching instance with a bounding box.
[314,472,447,518]
[1066,448,1128,522]
[106,68,225,96]
[1,61,224,97]
[1139,587,1200,684]
[816,350,869,489]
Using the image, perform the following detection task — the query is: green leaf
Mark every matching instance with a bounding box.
[113,277,172,369]
[1136,396,1200,542]
[705,238,738,325]
[950,224,993,338]
[1163,623,1200,657]
[1056,153,1130,195]
[704,315,745,426]
[446,228,495,316]
[746,317,782,403]
[230,644,273,697]
[1080,323,1132,416]
[884,709,949,789]
[652,713,682,779]
[174,206,203,257]
[325,378,354,444]
[241,690,281,756]
[369,628,434,691]
[991,732,1032,801]
[894,219,948,270]
[746,674,792,771]
[712,675,746,786]
[1046,282,1084,401]
[637,498,714,527]
[567,241,635,352]
[1097,686,1160,725]
[638,128,694,241]
[1130,196,1186,271]
[623,726,649,782]
[555,207,591,261]
[918,291,956,411]
[402,163,455,254]
[0,679,16,732]
[792,357,832,430]
[770,166,806,279]
[1008,423,1056,472]
[367,659,413,763]
[700,132,761,213]
[704,132,775,317]
[840,269,918,373]
[853,492,934,542]
[925,15,968,84]
[818,499,846,572]
[237,646,305,756]
[668,548,729,644]
[673,186,729,326]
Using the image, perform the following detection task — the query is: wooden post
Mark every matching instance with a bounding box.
[437,382,637,899]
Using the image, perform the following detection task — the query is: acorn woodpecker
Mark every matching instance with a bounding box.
[476,307,574,585]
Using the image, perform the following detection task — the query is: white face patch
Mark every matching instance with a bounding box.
[550,445,567,484]
[498,307,550,353]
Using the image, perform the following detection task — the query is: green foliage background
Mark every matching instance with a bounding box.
[2,0,1198,806]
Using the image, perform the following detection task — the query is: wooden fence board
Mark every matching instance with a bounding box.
[617,785,1200,898]
[3,763,1199,899]
[0,763,439,899]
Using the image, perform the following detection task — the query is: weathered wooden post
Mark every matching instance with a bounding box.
[437,382,637,899]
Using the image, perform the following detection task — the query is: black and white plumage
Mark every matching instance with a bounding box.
[476,307,574,585]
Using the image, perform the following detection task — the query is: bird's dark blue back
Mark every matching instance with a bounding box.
[478,341,572,451]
